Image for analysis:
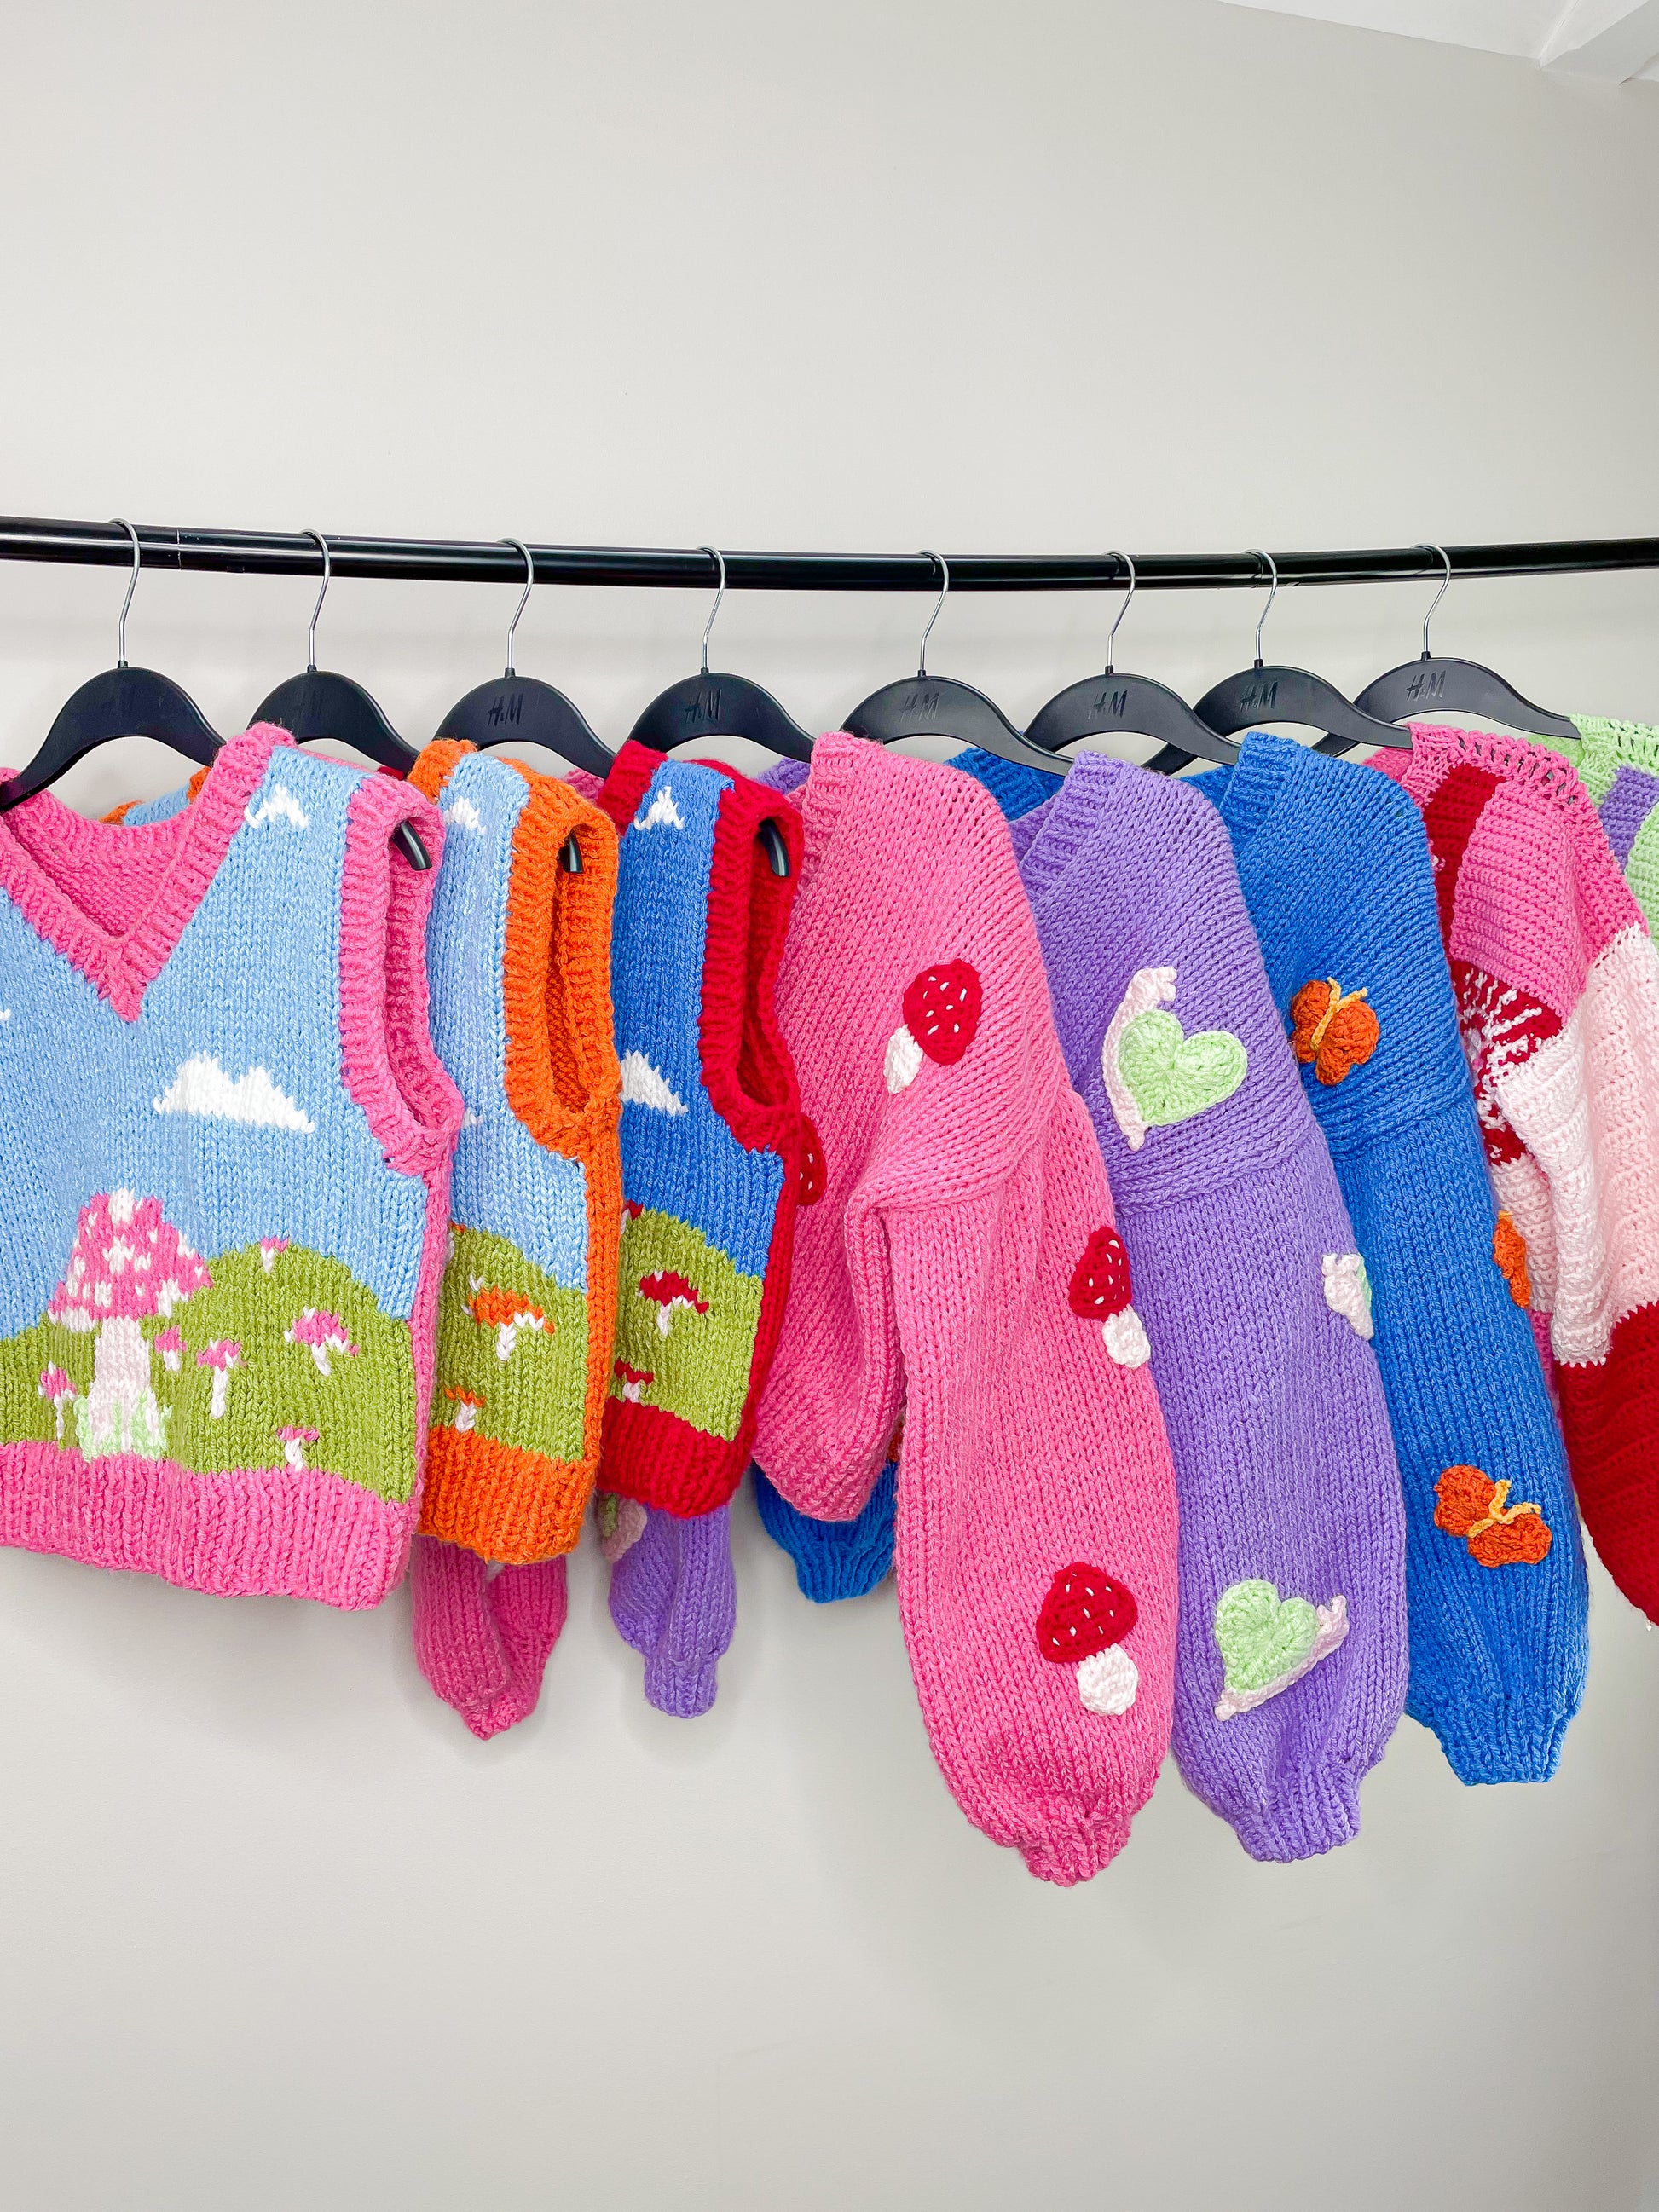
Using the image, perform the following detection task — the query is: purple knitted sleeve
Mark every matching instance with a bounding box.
[1019,756,1408,1861]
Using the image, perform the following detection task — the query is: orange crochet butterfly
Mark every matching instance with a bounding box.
[1492,1210,1531,1308]
[1290,975,1380,1086]
[1435,1464,1552,1568]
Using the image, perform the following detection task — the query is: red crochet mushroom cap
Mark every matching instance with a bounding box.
[901,961,982,1066]
[1068,1225,1132,1320]
[1035,1562,1137,1663]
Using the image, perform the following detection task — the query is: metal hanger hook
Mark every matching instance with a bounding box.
[503,539,535,677]
[1418,543,1452,660]
[917,551,949,679]
[698,546,726,676]
[1105,550,1136,677]
[305,530,331,673]
[1246,548,1278,670]
[109,518,141,669]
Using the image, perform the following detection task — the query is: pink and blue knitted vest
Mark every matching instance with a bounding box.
[0,725,461,1607]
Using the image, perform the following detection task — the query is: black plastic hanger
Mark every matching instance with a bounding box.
[251,531,430,869]
[843,552,1076,777]
[1194,551,1413,758]
[1024,551,1240,776]
[0,519,222,812]
[631,546,814,771]
[1354,543,1579,741]
[435,536,606,870]
[628,547,795,877]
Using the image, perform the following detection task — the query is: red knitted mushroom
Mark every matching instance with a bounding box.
[1068,1226,1151,1368]
[884,961,983,1092]
[1035,1562,1141,1718]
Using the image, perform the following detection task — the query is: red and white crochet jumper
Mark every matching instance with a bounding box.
[1377,726,1659,1618]
[753,737,1180,1885]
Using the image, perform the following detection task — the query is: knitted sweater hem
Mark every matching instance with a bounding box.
[0,1437,410,1608]
[417,1426,592,1563]
[1019,1809,1135,1887]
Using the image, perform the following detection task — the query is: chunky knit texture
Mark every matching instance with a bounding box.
[753,1458,898,1601]
[1189,735,1588,1779]
[1555,717,1659,934]
[0,726,461,1606]
[608,1499,736,1717]
[753,736,1180,1885]
[1373,725,1659,1625]
[1005,756,1407,1858]
[394,740,622,1736]
[590,742,803,1516]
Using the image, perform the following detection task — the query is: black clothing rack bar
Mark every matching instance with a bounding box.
[0,515,1656,593]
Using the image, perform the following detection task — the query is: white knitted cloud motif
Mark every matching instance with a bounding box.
[442,796,485,835]
[153,1054,315,1134]
[244,783,310,832]
[635,788,686,833]
[619,1051,688,1116]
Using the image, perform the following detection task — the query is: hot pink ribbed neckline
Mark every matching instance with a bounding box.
[0,726,288,1019]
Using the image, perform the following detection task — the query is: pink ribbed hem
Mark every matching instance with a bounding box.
[1019,1810,1134,1887]
[0,1440,413,1608]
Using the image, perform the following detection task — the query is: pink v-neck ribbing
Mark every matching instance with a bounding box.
[0,725,289,1020]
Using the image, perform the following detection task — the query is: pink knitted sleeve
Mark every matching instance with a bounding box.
[867,1082,1179,1885]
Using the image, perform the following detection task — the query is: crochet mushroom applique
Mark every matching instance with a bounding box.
[1068,1225,1151,1367]
[1035,1562,1140,1715]
[884,962,982,1093]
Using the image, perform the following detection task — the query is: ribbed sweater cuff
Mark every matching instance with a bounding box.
[1229,1761,1363,1863]
[1408,1692,1575,1785]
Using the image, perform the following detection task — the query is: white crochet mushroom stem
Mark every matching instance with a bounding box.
[884,1024,924,1094]
[1101,966,1177,1149]
[1101,1305,1151,1367]
[1077,1644,1139,1716]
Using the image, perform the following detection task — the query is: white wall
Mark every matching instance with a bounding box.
[0,5,1656,2209]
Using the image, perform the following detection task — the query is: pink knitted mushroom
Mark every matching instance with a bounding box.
[37,1364,74,1441]
[276,1424,319,1472]
[284,1308,359,1377]
[197,1338,242,1419]
[47,1189,211,1459]
[257,1236,291,1275]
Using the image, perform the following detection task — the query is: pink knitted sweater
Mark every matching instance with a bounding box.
[753,737,1180,1885]
[1377,726,1659,1619]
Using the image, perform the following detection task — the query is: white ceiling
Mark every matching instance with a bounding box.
[1218,0,1659,77]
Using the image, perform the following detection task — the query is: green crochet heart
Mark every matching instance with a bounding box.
[1214,1580,1318,1695]
[1117,1008,1246,1129]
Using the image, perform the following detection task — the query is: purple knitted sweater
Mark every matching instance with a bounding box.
[1013,756,1408,1859]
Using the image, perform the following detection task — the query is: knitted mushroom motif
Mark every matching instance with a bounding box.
[614,1358,654,1403]
[47,1189,211,1460]
[197,1338,242,1419]
[257,1236,291,1275]
[1034,1562,1140,1715]
[467,1281,554,1360]
[155,1326,185,1375]
[37,1364,73,1441]
[442,1387,483,1434]
[1068,1225,1151,1368]
[638,1270,710,1338]
[884,962,982,1092]
[276,1424,319,1473]
[285,1308,360,1378]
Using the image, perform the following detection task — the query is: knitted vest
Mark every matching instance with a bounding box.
[1374,725,1659,1624]
[1008,756,1407,1861]
[407,739,621,1562]
[0,725,460,1606]
[591,741,803,1516]
[1194,735,1587,1783]
[753,736,1180,1886]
